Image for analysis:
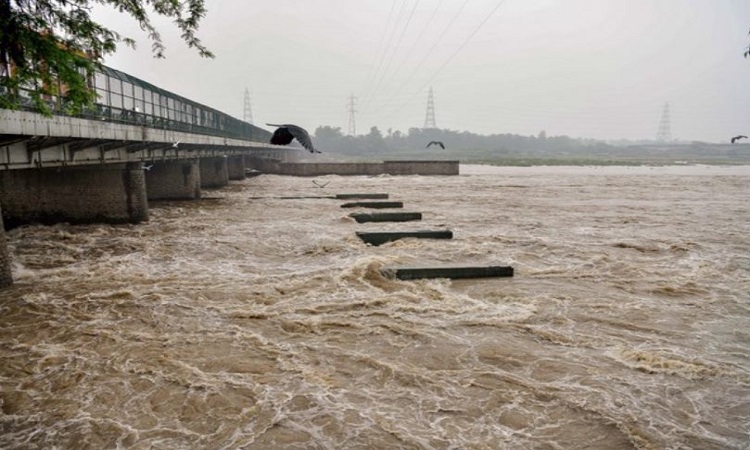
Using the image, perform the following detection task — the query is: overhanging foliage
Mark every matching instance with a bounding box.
[0,0,212,115]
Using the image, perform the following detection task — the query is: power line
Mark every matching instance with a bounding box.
[362,0,422,110]
[360,0,412,106]
[384,0,509,120]
[361,0,470,115]
[359,0,398,100]
[374,0,446,102]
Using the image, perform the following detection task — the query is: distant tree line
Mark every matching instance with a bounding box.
[309,125,750,165]
[313,125,611,157]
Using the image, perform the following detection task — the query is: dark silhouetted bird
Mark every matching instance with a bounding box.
[426,141,445,149]
[730,135,747,144]
[267,123,320,153]
[312,180,330,188]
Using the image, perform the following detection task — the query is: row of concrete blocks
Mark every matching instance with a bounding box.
[342,196,514,281]
[0,155,254,287]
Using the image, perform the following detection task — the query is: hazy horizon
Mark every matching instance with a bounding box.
[94,1,750,143]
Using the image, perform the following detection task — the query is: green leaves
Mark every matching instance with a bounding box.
[0,0,213,114]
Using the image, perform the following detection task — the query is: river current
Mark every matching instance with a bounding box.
[1,164,748,449]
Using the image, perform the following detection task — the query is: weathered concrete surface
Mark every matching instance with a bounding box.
[258,160,459,177]
[350,212,422,223]
[0,162,148,227]
[199,156,229,188]
[383,160,459,175]
[145,160,201,200]
[227,155,246,180]
[382,265,514,280]
[336,193,389,199]
[341,201,404,209]
[276,162,383,176]
[0,205,12,287]
[356,230,453,246]
[244,148,301,173]
[246,157,281,174]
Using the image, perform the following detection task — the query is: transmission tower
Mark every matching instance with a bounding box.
[243,88,254,124]
[656,102,671,142]
[347,94,357,136]
[424,86,436,129]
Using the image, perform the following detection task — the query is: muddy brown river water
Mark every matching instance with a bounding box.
[1,164,749,449]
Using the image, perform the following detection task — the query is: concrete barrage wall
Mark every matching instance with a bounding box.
[0,162,148,227]
[245,157,281,174]
[256,160,459,177]
[278,162,384,176]
[383,160,459,175]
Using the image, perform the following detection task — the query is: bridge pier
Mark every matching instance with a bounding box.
[227,155,246,180]
[0,162,148,228]
[200,156,229,188]
[145,160,201,200]
[0,205,12,287]
[245,156,281,173]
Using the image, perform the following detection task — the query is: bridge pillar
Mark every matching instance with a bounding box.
[199,156,229,188]
[246,156,281,173]
[227,155,246,180]
[145,160,201,200]
[0,162,148,227]
[0,204,12,287]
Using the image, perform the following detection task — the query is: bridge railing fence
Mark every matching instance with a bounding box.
[2,66,272,144]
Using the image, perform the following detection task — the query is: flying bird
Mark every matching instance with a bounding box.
[426,141,445,149]
[143,164,154,171]
[730,135,747,144]
[312,180,330,188]
[266,123,320,153]
[172,141,180,148]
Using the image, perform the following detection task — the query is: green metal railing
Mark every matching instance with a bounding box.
[3,64,272,143]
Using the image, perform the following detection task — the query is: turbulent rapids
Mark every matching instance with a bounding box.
[1,164,749,449]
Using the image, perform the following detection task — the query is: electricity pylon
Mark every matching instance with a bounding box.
[656,102,671,142]
[347,94,357,136]
[424,87,436,129]
[243,88,254,124]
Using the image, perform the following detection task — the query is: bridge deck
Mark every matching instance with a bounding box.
[0,110,296,169]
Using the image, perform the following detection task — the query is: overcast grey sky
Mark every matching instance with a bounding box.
[95,0,750,142]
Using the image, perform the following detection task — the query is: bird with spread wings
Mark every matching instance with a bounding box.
[426,141,445,149]
[267,124,321,153]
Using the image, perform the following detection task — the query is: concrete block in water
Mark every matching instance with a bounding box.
[336,193,389,199]
[350,212,422,223]
[382,265,514,280]
[341,201,403,209]
[356,230,452,246]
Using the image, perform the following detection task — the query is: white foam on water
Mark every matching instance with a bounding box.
[1,165,749,449]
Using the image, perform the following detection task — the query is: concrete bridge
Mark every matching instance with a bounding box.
[0,66,301,287]
[0,108,298,223]
[0,64,460,287]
